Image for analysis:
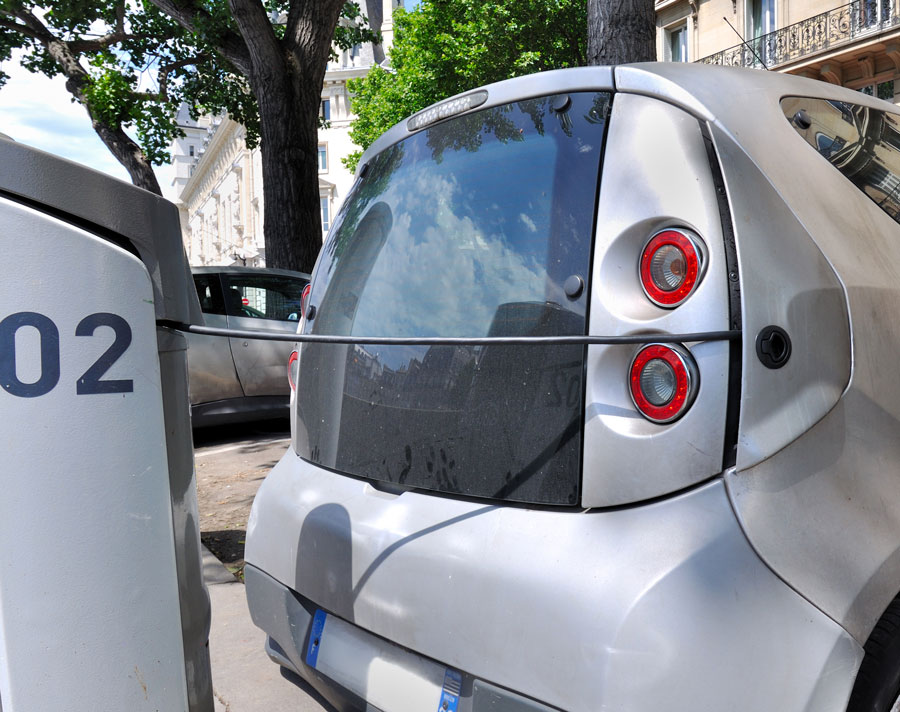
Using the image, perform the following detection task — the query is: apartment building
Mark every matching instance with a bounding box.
[660,0,900,100]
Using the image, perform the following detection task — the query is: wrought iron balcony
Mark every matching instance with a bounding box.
[697,0,900,68]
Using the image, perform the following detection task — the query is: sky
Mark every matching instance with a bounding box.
[0,50,179,200]
[0,2,420,203]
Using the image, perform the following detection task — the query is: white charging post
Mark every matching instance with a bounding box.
[0,137,212,711]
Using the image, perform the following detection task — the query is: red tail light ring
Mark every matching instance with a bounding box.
[629,343,699,423]
[287,350,299,392]
[640,229,706,308]
[300,283,312,320]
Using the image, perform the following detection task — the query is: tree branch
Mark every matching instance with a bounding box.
[68,32,139,53]
[227,0,283,81]
[0,16,46,42]
[283,0,344,58]
[157,54,209,102]
[115,1,126,35]
[148,0,252,75]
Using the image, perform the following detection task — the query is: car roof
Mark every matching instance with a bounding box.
[358,62,895,175]
[191,265,311,280]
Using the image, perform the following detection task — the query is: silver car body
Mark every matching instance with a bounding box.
[187,266,308,427]
[244,63,900,710]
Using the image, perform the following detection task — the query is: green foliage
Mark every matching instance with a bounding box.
[344,0,587,172]
[0,1,378,164]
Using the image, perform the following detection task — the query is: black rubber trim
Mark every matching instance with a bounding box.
[700,123,743,471]
[159,321,741,346]
[577,90,615,513]
[0,187,141,259]
[847,593,900,711]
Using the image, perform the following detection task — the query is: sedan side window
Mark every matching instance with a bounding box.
[221,274,307,321]
[193,274,226,315]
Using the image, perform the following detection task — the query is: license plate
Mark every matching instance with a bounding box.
[306,609,461,712]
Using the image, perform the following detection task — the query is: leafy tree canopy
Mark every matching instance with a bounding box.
[344,0,587,173]
[0,1,376,185]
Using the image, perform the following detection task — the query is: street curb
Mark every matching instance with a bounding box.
[201,544,241,585]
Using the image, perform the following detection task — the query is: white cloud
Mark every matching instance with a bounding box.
[519,213,537,232]
[0,50,178,200]
[346,170,547,338]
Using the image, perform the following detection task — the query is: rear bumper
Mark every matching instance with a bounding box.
[245,452,862,711]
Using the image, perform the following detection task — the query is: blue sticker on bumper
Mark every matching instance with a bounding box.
[306,609,327,669]
[438,669,462,712]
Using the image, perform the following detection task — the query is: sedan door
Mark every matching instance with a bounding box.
[188,272,244,404]
[221,272,306,397]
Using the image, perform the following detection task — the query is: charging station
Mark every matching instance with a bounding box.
[0,137,212,711]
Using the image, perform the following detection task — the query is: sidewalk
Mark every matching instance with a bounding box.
[202,546,334,712]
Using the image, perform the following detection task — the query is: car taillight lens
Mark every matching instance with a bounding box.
[300,283,312,319]
[629,343,699,423]
[640,229,705,307]
[287,350,299,392]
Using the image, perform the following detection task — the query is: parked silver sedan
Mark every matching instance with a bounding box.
[187,266,309,427]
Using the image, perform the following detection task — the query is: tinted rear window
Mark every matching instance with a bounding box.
[296,92,610,505]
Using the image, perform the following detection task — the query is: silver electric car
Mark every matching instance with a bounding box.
[187,266,309,427]
[244,63,900,711]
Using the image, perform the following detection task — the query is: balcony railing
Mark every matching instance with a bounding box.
[698,0,900,68]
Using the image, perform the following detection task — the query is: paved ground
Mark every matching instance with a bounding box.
[203,547,335,712]
[193,421,292,578]
[194,420,335,711]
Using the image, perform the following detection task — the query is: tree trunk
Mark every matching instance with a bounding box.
[587,0,657,65]
[253,68,323,273]
[227,0,344,273]
[89,116,163,195]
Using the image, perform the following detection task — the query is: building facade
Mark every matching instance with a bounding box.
[172,0,400,267]
[660,0,900,101]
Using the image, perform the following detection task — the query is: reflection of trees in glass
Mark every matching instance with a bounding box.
[425,103,526,164]
[323,144,406,268]
[423,94,607,164]
[585,94,611,126]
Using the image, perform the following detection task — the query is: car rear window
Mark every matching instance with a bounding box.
[221,273,307,321]
[783,96,900,223]
[296,92,610,505]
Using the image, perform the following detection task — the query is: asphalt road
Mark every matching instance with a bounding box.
[193,420,292,576]
[193,420,335,712]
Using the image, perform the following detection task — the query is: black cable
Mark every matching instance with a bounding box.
[158,320,741,346]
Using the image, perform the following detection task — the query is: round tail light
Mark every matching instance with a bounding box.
[640,229,706,307]
[287,350,299,392]
[629,343,699,423]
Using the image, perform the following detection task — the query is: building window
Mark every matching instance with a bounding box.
[667,24,688,62]
[318,144,328,172]
[859,80,895,101]
[321,197,330,233]
[320,99,331,122]
[351,44,361,59]
[747,0,776,65]
[859,0,891,29]
[189,145,195,157]
[747,0,776,38]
